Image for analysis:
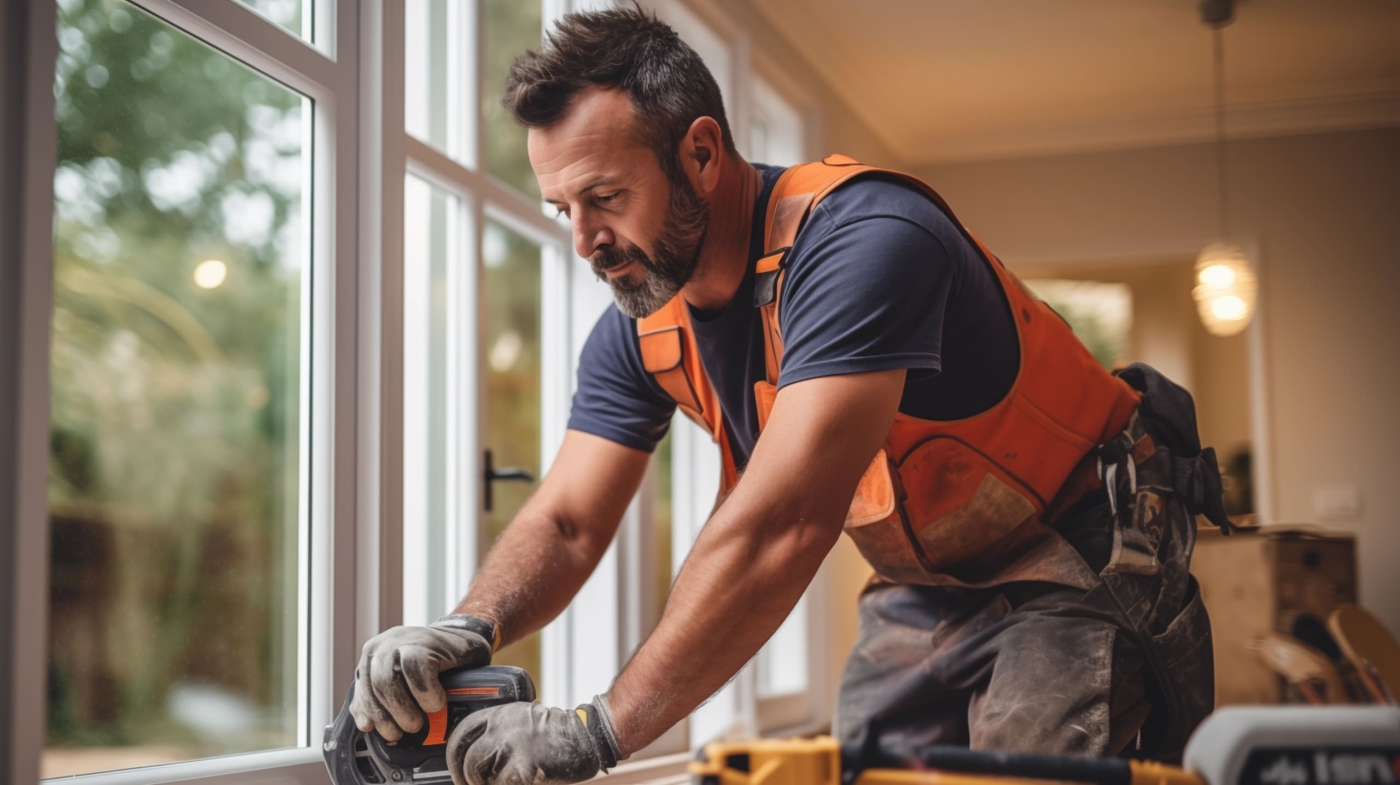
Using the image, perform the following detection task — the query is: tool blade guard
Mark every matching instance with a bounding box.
[323,665,536,785]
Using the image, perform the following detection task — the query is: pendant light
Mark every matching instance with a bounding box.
[1193,0,1256,337]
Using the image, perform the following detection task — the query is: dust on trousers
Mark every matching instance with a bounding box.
[835,364,1228,765]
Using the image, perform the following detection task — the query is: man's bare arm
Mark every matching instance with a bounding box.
[607,368,906,755]
[455,429,652,648]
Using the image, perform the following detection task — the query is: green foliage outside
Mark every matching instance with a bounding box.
[1024,279,1133,370]
[45,0,571,766]
[1040,298,1125,369]
[48,0,304,761]
[484,0,543,199]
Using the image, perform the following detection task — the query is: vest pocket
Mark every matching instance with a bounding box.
[843,450,929,582]
[898,436,1041,572]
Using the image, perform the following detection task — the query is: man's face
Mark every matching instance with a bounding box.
[530,87,708,318]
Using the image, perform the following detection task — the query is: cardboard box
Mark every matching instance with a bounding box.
[1191,524,1357,706]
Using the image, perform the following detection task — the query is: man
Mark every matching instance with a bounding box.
[351,8,1230,785]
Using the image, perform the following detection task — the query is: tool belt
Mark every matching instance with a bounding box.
[1065,363,1226,759]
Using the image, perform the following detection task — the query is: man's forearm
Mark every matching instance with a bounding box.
[602,371,904,756]
[451,431,650,647]
[452,497,615,648]
[606,479,845,755]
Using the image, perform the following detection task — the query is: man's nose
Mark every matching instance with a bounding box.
[573,214,613,260]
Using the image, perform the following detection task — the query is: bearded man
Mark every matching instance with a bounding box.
[350,8,1230,785]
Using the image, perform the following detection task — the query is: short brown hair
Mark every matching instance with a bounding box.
[502,6,737,176]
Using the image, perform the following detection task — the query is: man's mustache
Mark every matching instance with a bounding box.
[590,244,649,279]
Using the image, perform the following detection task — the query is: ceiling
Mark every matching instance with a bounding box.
[749,0,1400,164]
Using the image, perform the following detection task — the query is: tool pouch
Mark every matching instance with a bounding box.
[1077,363,1225,761]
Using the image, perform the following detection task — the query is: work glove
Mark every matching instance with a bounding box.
[446,695,622,785]
[349,614,497,742]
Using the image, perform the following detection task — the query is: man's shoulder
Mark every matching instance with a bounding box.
[809,170,950,230]
[780,170,966,278]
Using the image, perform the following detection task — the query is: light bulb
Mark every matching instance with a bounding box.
[1199,263,1235,289]
[1210,295,1247,321]
[194,259,227,289]
[1193,242,1256,337]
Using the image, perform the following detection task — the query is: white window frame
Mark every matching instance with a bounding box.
[9,0,369,782]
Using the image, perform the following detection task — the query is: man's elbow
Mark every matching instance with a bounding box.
[751,507,845,568]
[547,509,615,564]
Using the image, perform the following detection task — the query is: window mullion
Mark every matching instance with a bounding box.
[467,0,485,169]
[455,195,487,589]
[360,0,407,648]
[125,0,343,100]
[405,138,569,257]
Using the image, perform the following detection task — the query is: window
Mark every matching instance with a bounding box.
[45,0,312,776]
[237,0,309,40]
[398,0,561,700]
[28,0,359,781]
[10,0,829,780]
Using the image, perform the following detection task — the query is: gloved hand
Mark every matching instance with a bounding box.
[446,695,622,785]
[349,614,497,741]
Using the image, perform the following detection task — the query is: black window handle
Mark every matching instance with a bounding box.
[483,448,535,512]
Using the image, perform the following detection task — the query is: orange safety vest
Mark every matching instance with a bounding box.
[637,155,1141,588]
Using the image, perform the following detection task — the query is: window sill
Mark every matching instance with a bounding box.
[597,752,693,785]
[41,748,324,785]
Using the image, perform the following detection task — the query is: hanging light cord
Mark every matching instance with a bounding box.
[1213,24,1230,239]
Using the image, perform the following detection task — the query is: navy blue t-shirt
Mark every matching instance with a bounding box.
[567,164,1019,469]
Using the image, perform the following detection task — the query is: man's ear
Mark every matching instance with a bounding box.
[679,116,724,195]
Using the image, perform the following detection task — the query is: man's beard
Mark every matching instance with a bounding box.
[591,170,708,319]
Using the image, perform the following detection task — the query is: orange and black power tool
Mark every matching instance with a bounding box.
[322,665,535,785]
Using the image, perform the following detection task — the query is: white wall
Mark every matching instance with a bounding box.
[913,127,1400,631]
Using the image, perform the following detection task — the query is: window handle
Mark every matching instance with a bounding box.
[483,448,535,512]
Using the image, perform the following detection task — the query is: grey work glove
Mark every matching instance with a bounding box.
[446,695,622,785]
[349,614,496,741]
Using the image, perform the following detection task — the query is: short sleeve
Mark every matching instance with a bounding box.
[567,305,677,453]
[775,177,955,389]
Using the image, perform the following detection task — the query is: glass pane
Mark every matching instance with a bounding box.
[484,219,543,683]
[237,0,308,40]
[751,77,804,166]
[483,0,541,198]
[405,0,454,154]
[665,1,731,114]
[758,596,809,697]
[47,0,307,776]
[402,175,459,627]
[654,431,674,610]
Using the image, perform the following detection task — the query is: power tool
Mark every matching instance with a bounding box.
[322,665,535,785]
[690,707,1400,785]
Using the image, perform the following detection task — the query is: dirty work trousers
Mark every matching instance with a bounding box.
[834,366,1219,765]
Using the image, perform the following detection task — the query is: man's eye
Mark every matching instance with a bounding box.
[554,206,569,218]
[595,192,618,204]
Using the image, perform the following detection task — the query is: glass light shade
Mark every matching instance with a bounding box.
[1193,242,1256,336]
